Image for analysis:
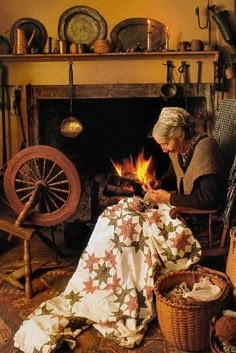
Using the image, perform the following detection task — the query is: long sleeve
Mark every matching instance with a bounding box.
[170,174,225,209]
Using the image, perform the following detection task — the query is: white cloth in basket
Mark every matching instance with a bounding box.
[183,276,222,301]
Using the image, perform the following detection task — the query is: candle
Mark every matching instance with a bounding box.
[165,26,169,51]
[147,19,152,51]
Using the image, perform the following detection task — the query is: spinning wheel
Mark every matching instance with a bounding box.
[3,145,81,226]
[0,145,81,298]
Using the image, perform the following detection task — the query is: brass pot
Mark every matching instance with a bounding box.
[160,60,177,100]
[60,62,83,138]
[160,83,177,100]
[60,116,83,138]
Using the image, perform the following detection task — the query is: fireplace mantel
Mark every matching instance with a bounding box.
[1,50,220,86]
[0,50,219,63]
[30,83,213,103]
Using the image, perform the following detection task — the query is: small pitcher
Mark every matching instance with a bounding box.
[13,28,35,54]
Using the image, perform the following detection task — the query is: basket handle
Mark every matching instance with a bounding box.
[230,226,236,238]
[192,265,233,288]
[230,227,236,253]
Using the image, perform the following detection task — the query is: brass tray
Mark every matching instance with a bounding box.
[58,5,107,46]
[111,17,166,51]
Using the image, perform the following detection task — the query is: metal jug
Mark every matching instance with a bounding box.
[13,28,36,54]
[210,5,235,45]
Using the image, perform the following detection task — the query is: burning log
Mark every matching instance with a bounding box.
[103,174,144,197]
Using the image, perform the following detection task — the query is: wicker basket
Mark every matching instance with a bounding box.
[226,227,236,288]
[154,266,232,352]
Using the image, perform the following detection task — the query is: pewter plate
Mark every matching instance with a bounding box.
[111,17,166,51]
[10,18,47,52]
[58,6,107,46]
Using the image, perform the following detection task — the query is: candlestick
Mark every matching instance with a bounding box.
[165,26,169,51]
[147,19,152,51]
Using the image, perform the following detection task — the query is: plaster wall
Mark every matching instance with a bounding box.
[0,0,235,85]
[0,0,235,165]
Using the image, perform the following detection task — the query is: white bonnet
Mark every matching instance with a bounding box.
[158,107,191,127]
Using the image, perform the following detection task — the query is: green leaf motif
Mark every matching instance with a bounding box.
[110,233,127,253]
[39,303,53,316]
[65,290,83,306]
[65,316,91,332]
[114,286,133,304]
[160,222,178,239]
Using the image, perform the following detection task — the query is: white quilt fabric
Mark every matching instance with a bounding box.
[14,197,201,353]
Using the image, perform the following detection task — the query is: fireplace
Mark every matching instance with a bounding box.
[28,83,213,222]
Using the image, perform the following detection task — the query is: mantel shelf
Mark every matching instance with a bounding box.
[0,51,219,63]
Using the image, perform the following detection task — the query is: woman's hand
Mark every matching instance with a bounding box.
[142,177,161,193]
[145,188,171,205]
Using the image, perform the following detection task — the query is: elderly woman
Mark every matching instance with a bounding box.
[14,108,211,353]
[143,107,226,210]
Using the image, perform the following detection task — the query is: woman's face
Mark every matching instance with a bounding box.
[155,136,185,153]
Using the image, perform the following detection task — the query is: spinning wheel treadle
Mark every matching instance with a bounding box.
[3,145,81,226]
[0,145,81,298]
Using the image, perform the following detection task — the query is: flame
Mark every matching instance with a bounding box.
[111,160,122,176]
[111,150,153,184]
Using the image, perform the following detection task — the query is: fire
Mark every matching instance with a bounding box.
[111,150,153,184]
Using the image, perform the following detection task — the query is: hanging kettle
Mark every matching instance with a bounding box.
[13,27,36,54]
[60,62,83,138]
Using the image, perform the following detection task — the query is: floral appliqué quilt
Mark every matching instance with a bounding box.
[14,197,201,353]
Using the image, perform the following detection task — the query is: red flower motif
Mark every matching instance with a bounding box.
[83,277,99,294]
[103,250,117,267]
[144,211,162,225]
[125,294,139,314]
[118,218,139,238]
[105,274,121,291]
[171,231,190,252]
[83,253,100,272]
[144,250,152,267]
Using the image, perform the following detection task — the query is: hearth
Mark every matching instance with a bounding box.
[28,83,212,222]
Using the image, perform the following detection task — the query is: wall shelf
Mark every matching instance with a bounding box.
[0,51,219,63]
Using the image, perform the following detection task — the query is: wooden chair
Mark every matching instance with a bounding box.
[170,99,236,258]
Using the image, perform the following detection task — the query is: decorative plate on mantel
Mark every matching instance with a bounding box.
[58,5,107,46]
[110,18,166,51]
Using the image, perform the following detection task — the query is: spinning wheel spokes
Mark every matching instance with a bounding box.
[4,145,81,226]
[14,158,70,213]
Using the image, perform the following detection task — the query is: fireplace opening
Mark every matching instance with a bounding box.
[35,94,208,222]
[38,97,206,177]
